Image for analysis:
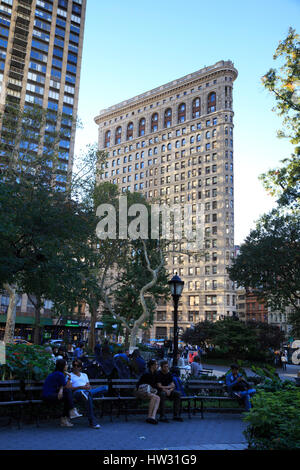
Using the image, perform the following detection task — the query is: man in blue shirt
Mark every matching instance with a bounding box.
[225,364,256,412]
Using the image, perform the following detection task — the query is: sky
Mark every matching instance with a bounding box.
[74,0,300,246]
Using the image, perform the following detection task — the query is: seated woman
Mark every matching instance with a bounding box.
[190,355,203,376]
[135,359,160,425]
[42,359,82,427]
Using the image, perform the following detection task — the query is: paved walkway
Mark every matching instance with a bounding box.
[0,413,248,451]
[201,362,300,381]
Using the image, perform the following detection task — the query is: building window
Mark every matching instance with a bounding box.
[192,97,201,118]
[104,130,111,148]
[115,126,122,144]
[164,108,172,128]
[178,103,186,123]
[138,118,145,136]
[127,122,133,140]
[207,92,216,113]
[151,113,158,132]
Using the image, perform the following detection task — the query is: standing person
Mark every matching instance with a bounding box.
[281,351,288,370]
[69,359,108,429]
[42,359,82,427]
[156,360,183,422]
[67,343,74,360]
[74,342,86,360]
[226,364,256,412]
[135,359,160,424]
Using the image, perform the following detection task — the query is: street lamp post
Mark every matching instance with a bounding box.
[168,273,184,368]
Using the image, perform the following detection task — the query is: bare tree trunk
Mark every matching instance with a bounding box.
[3,283,18,344]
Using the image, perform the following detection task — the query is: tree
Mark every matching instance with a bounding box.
[0,103,101,344]
[91,185,169,351]
[181,318,285,361]
[260,27,300,209]
[228,211,300,336]
[180,321,216,348]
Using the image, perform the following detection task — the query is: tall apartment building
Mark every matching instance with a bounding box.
[0,0,87,340]
[95,60,238,341]
[0,0,86,189]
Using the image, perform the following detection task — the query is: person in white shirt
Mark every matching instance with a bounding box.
[69,359,108,429]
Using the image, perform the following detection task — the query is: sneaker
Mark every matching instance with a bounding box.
[60,417,74,427]
[159,416,169,423]
[90,423,101,429]
[173,416,184,422]
[69,408,83,419]
[80,391,89,400]
[146,418,158,425]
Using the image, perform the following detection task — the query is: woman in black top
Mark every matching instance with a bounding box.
[135,359,160,424]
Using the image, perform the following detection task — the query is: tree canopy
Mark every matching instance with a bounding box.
[260,27,300,209]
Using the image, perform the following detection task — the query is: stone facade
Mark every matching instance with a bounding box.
[95,60,238,341]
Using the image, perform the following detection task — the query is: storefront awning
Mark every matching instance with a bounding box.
[0,315,53,326]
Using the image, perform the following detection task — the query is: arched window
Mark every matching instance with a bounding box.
[115,126,122,145]
[208,92,216,113]
[151,113,158,132]
[178,103,186,123]
[164,108,172,128]
[104,130,111,148]
[192,98,201,118]
[127,122,133,140]
[139,118,145,136]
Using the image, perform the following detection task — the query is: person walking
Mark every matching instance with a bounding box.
[281,351,288,371]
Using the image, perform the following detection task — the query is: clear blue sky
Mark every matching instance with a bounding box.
[74,0,300,245]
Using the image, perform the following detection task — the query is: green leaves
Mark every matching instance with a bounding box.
[260,27,300,209]
[228,210,300,335]
[0,344,54,381]
[243,389,300,449]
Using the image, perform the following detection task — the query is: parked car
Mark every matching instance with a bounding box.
[48,339,64,346]
[13,338,32,345]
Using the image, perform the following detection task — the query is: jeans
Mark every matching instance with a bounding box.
[73,386,108,426]
[158,390,181,417]
[235,388,256,412]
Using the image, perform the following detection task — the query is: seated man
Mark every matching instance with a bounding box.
[70,359,108,429]
[156,360,183,422]
[226,364,256,412]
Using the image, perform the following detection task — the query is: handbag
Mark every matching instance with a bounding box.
[138,384,157,394]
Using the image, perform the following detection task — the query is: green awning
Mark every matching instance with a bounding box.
[0,315,53,326]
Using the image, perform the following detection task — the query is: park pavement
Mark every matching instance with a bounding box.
[2,363,298,452]
[0,412,248,451]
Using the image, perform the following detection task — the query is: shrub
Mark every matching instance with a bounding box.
[0,343,54,382]
[243,389,300,450]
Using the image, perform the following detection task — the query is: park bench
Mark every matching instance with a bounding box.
[0,376,245,427]
[0,379,35,428]
[181,378,244,418]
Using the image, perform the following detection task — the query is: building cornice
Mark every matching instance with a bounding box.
[94,61,238,124]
